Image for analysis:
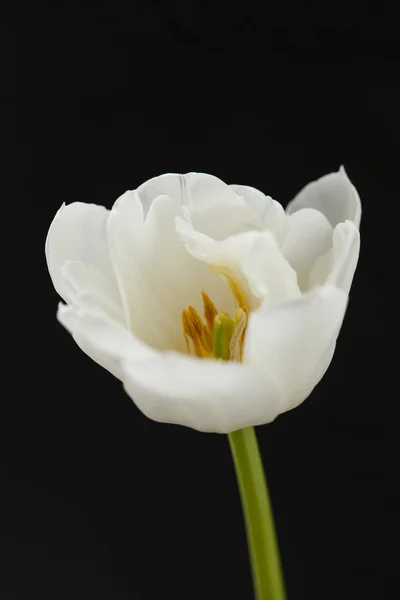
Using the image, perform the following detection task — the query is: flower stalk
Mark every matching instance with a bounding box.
[228,427,286,600]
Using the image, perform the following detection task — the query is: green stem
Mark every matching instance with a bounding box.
[228,427,286,600]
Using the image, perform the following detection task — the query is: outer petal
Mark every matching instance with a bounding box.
[58,301,284,434]
[108,190,232,352]
[45,202,118,304]
[244,285,348,411]
[309,221,360,294]
[137,172,238,213]
[57,303,155,380]
[281,208,333,290]
[286,167,361,228]
[327,221,360,292]
[137,173,265,239]
[122,353,283,433]
[136,173,184,217]
[230,184,287,242]
[61,261,125,324]
[181,174,265,239]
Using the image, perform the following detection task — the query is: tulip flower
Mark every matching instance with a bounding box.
[46,169,360,433]
[46,168,361,600]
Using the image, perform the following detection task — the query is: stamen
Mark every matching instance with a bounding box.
[201,291,218,333]
[182,291,248,362]
[229,308,248,362]
[182,305,213,357]
[182,309,203,358]
[188,306,213,352]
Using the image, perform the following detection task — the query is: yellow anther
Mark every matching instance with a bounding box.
[201,291,218,333]
[182,291,248,361]
[229,308,248,362]
[188,305,213,352]
[187,306,204,336]
[182,305,213,357]
[182,309,203,357]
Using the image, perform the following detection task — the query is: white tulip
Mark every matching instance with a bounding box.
[46,169,361,433]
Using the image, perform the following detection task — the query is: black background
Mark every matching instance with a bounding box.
[3,2,399,598]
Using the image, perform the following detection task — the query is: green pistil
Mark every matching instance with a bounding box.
[212,312,235,360]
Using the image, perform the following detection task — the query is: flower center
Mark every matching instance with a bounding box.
[182,274,248,362]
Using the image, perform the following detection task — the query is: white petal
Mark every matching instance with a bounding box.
[137,172,237,214]
[180,173,265,239]
[178,173,246,213]
[136,173,184,217]
[108,190,232,351]
[138,173,265,239]
[286,167,361,228]
[57,303,155,380]
[242,232,301,304]
[176,220,300,309]
[309,221,360,294]
[62,261,125,324]
[176,215,256,264]
[281,208,333,290]
[176,217,260,310]
[229,184,271,217]
[328,221,360,292]
[230,185,287,242]
[244,285,348,411]
[45,202,118,303]
[58,300,283,434]
[122,353,283,433]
